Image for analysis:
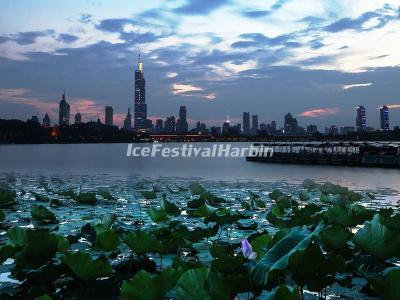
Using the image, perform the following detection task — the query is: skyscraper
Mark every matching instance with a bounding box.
[243,112,250,135]
[380,105,389,131]
[123,108,132,130]
[251,115,258,135]
[356,106,366,131]
[74,112,82,125]
[105,106,113,126]
[59,90,70,126]
[154,119,164,133]
[42,113,51,126]
[164,116,176,133]
[176,106,188,133]
[134,55,147,129]
[284,113,298,134]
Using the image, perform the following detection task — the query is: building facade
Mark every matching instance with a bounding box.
[356,106,366,131]
[42,113,51,126]
[380,105,389,130]
[176,106,188,133]
[59,91,70,126]
[251,115,258,135]
[134,56,147,129]
[105,106,113,126]
[74,112,82,125]
[123,108,132,130]
[243,112,250,135]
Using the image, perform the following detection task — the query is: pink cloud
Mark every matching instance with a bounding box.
[299,107,340,118]
[387,104,400,109]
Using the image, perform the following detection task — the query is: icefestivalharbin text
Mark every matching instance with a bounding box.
[126,143,273,158]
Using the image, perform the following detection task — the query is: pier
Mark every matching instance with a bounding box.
[246,142,400,168]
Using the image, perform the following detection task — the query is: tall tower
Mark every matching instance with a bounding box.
[356,106,366,131]
[105,106,113,126]
[243,112,250,135]
[134,54,147,129]
[59,90,70,126]
[380,105,389,131]
[176,106,188,133]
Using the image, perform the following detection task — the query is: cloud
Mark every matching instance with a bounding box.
[386,104,400,109]
[10,30,55,45]
[231,32,299,49]
[299,107,340,117]
[79,14,93,24]
[242,10,271,18]
[96,18,132,32]
[166,72,178,78]
[171,83,203,95]
[342,82,372,90]
[204,92,216,100]
[57,33,79,43]
[324,7,398,33]
[174,0,230,15]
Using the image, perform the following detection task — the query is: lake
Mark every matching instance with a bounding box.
[0,142,399,191]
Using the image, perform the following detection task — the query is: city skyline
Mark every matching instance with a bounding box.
[0,1,400,128]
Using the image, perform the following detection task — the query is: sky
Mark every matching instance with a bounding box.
[0,0,400,129]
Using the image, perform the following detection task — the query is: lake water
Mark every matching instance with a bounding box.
[0,143,400,191]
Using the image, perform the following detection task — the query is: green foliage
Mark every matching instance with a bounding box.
[31,204,58,224]
[62,251,112,281]
[354,214,400,260]
[121,267,183,300]
[0,188,16,205]
[176,267,230,300]
[161,198,181,216]
[268,189,287,200]
[302,179,319,191]
[264,284,301,300]
[98,189,115,200]
[251,224,323,286]
[124,231,163,254]
[188,182,206,195]
[321,224,352,250]
[298,191,310,201]
[141,190,157,199]
[251,234,271,261]
[74,192,97,204]
[31,191,50,202]
[94,229,119,251]
[0,209,5,221]
[368,267,400,300]
[147,207,169,223]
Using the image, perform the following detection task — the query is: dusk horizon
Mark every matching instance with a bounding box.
[1,0,400,129]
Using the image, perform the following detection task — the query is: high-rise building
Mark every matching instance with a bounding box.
[59,90,70,126]
[243,112,250,135]
[251,115,258,135]
[306,125,318,134]
[105,106,113,126]
[380,105,389,131]
[123,108,132,130]
[164,116,176,133]
[284,113,298,134]
[176,106,188,133]
[29,116,39,123]
[42,113,50,126]
[74,112,82,125]
[271,121,277,131]
[356,106,366,131]
[154,119,164,133]
[340,126,355,135]
[222,122,230,135]
[134,55,147,129]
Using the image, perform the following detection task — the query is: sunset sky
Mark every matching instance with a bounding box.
[0,0,399,128]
